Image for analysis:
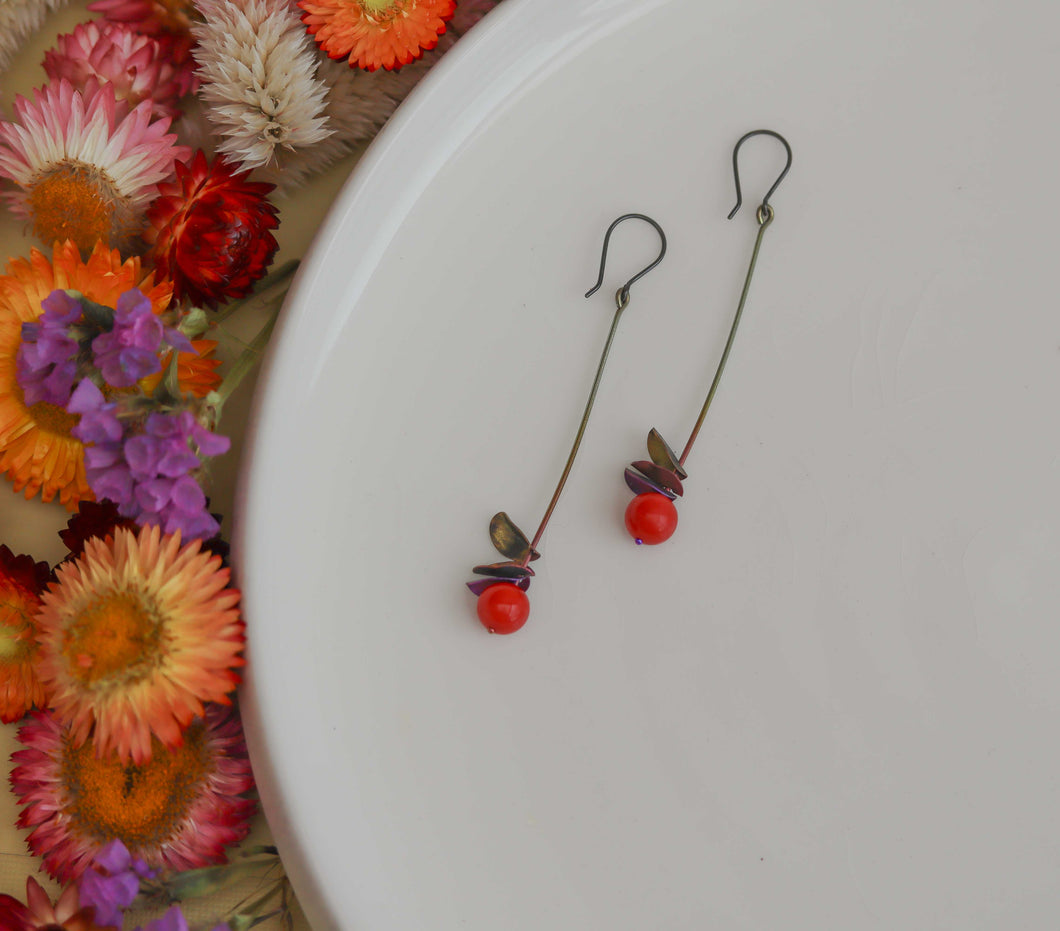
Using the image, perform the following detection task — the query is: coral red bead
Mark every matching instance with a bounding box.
[624,492,678,545]
[476,582,530,634]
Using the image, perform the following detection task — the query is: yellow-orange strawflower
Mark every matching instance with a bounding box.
[0,240,217,508]
[34,525,245,764]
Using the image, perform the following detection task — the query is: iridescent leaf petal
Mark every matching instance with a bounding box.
[647,428,687,479]
[466,576,532,596]
[631,460,684,497]
[625,467,677,499]
[472,561,535,579]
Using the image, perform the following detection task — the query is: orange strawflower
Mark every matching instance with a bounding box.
[34,525,244,764]
[300,0,455,71]
[0,240,216,508]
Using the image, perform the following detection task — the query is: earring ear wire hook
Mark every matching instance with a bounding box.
[584,213,668,307]
[727,129,792,220]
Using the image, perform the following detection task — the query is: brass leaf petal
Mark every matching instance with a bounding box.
[647,428,687,479]
[489,511,533,561]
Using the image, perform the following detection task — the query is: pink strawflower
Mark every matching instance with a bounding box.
[88,0,200,38]
[11,704,255,881]
[0,80,189,253]
[43,21,194,120]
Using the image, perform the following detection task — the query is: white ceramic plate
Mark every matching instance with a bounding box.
[235,1,1060,927]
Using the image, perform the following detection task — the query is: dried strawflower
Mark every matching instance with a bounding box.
[191,0,331,171]
[0,545,51,723]
[145,151,280,306]
[255,39,437,188]
[0,80,189,253]
[0,876,109,931]
[33,525,245,764]
[88,0,200,37]
[255,1,501,190]
[300,0,455,72]
[0,241,172,508]
[12,703,255,881]
[43,21,194,121]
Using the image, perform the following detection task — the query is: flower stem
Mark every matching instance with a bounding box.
[211,261,298,325]
[203,296,283,424]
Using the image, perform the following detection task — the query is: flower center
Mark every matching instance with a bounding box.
[62,722,210,848]
[28,401,80,439]
[28,165,124,256]
[358,0,405,20]
[61,590,163,685]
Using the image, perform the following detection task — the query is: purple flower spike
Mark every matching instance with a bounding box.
[16,289,83,406]
[80,839,157,929]
[78,404,229,542]
[69,380,123,445]
[92,288,164,388]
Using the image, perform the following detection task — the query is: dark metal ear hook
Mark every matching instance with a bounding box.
[727,129,792,220]
[584,213,668,307]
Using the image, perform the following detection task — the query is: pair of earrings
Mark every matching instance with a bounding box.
[467,130,792,634]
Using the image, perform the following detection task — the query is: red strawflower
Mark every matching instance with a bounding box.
[145,151,280,308]
[0,545,51,723]
[58,499,138,560]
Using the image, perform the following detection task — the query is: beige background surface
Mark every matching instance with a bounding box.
[0,3,363,926]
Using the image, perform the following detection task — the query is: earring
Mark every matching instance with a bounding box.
[468,213,667,634]
[623,130,792,545]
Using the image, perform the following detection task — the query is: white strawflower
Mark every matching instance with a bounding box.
[0,0,70,75]
[191,0,331,170]
[254,0,503,192]
[255,37,445,190]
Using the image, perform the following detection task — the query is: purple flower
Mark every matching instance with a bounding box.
[91,289,165,387]
[90,288,195,389]
[125,411,229,539]
[68,379,123,445]
[15,289,82,405]
[79,839,157,928]
[72,390,229,540]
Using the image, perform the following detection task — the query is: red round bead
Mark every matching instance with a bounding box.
[476,582,530,634]
[624,492,678,545]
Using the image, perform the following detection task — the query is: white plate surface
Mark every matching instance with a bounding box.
[236,1,1060,928]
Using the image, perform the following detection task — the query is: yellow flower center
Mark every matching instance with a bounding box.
[359,0,404,20]
[28,401,80,439]
[62,722,210,847]
[28,165,125,256]
[62,590,164,686]
[0,595,34,661]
